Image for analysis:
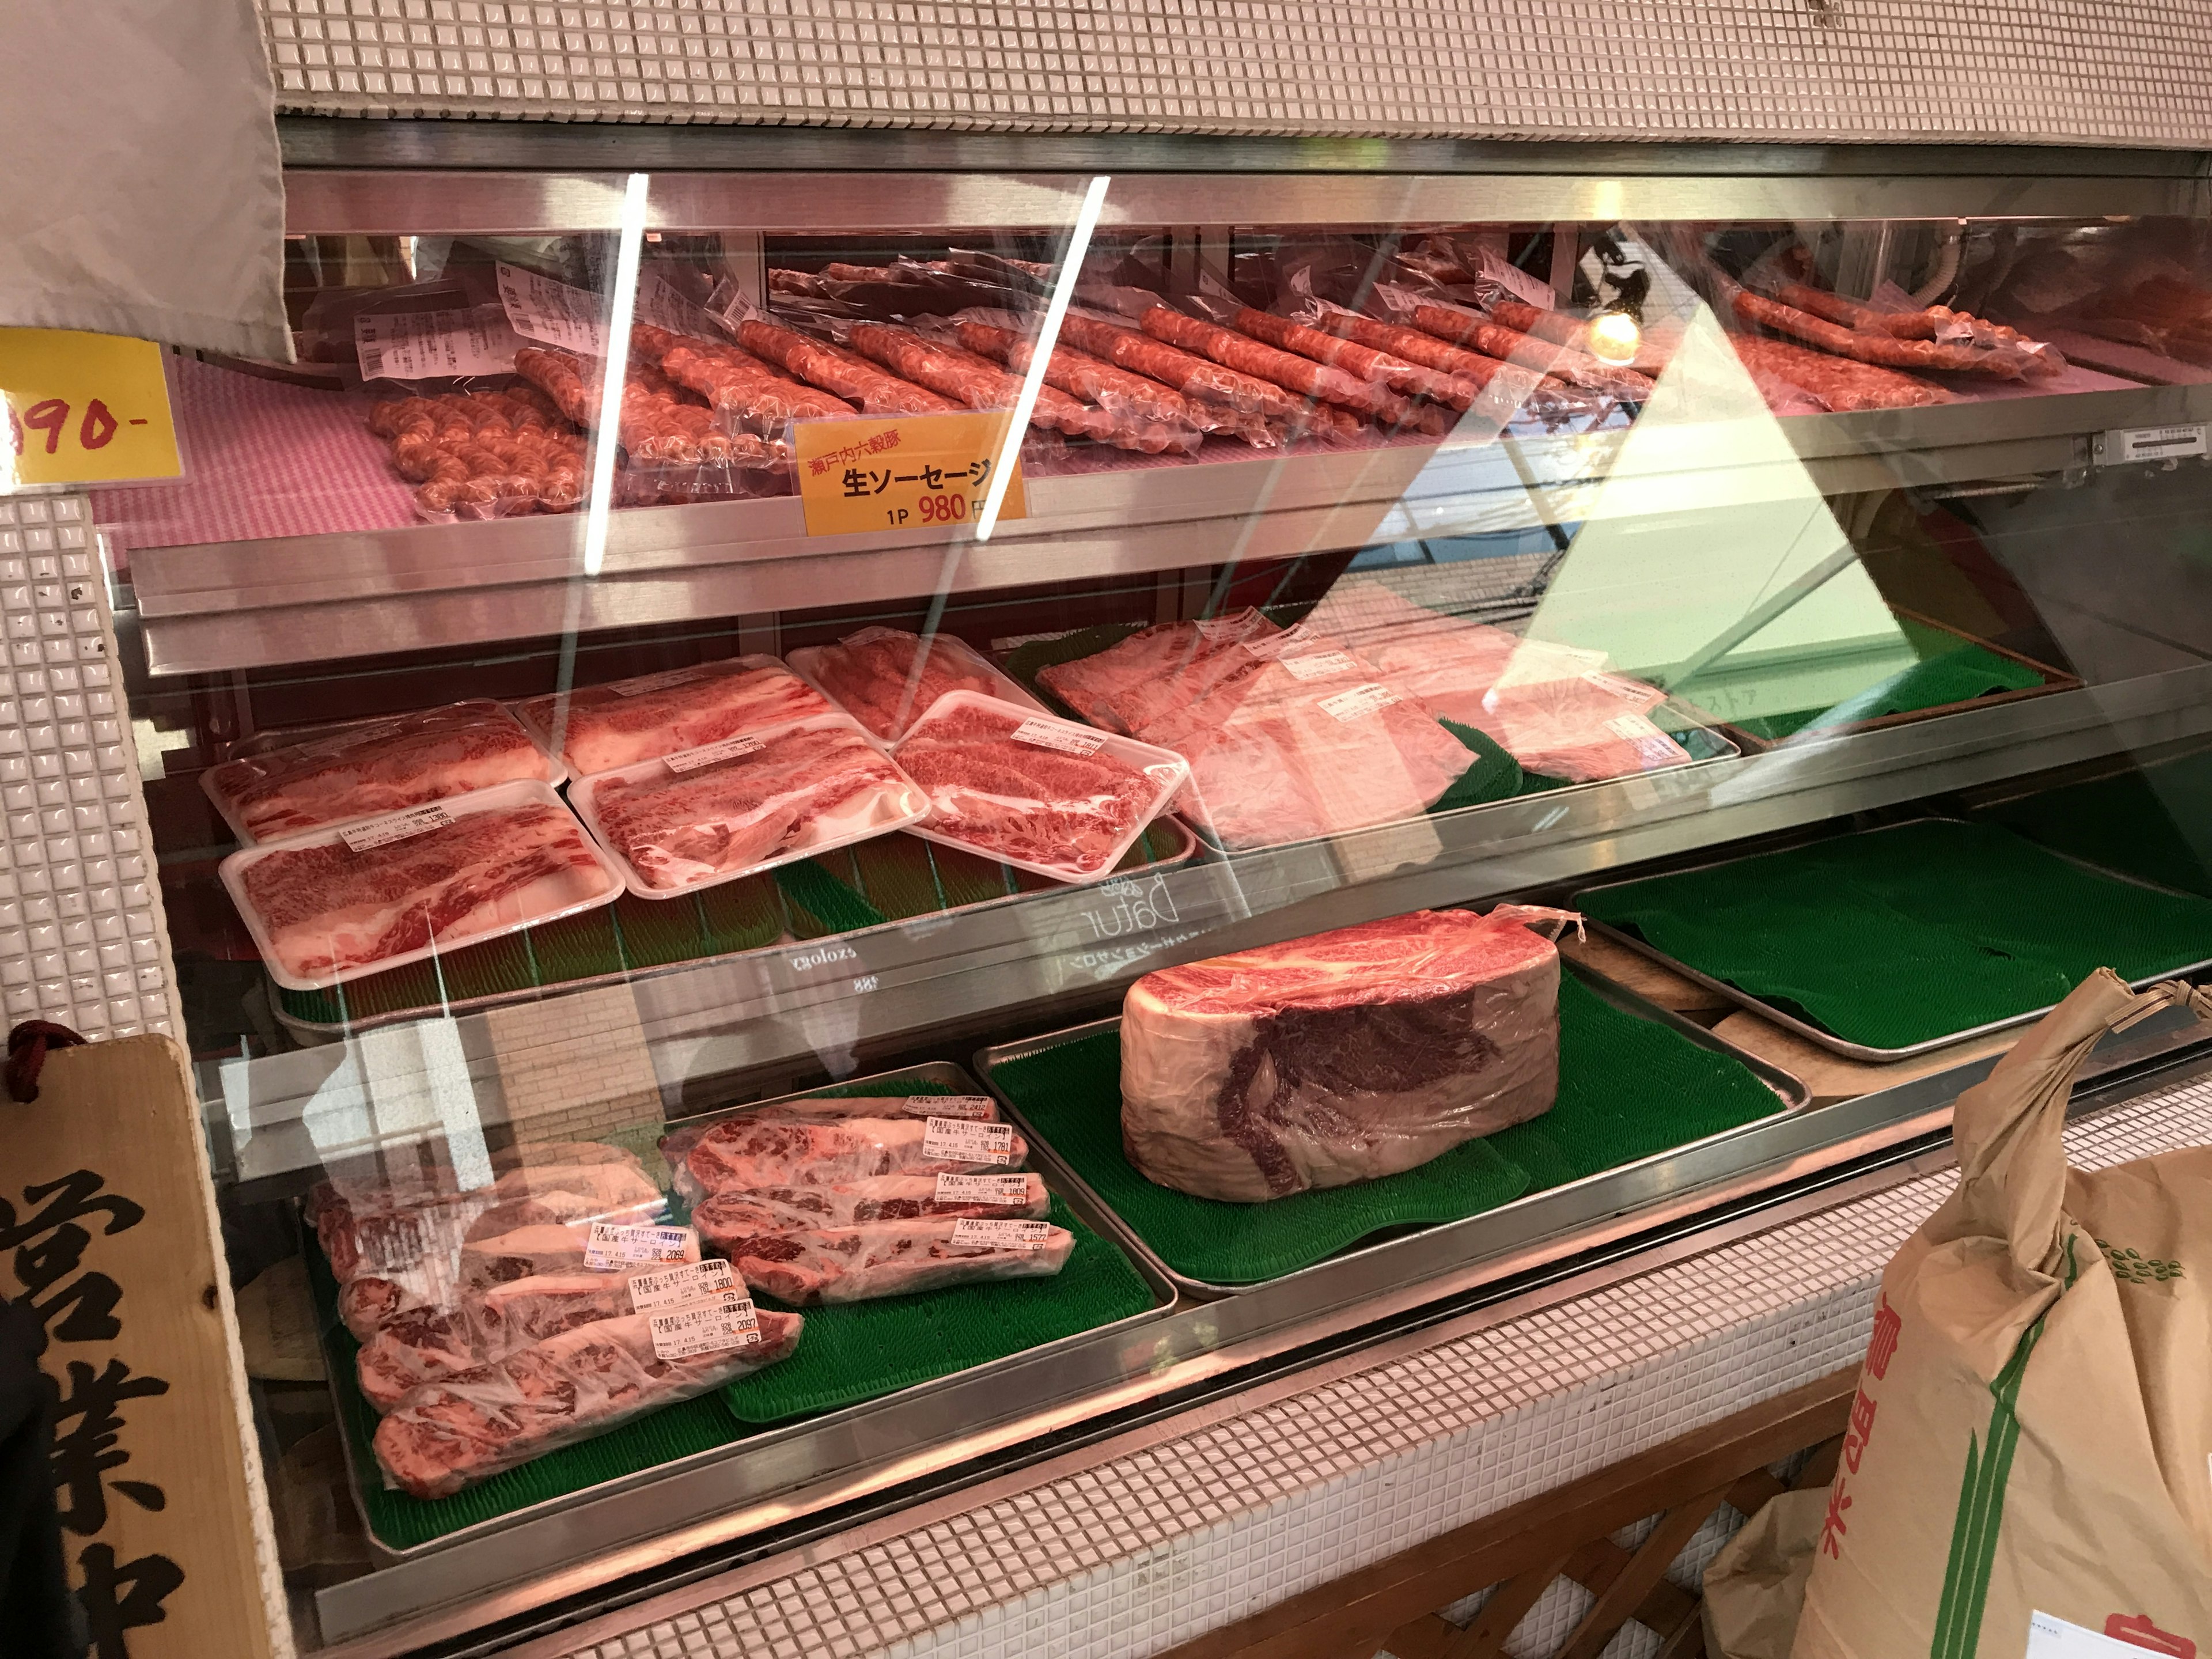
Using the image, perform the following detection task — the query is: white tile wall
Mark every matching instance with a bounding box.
[255,0,2212,146]
[547,1071,2212,1659]
[0,494,177,1043]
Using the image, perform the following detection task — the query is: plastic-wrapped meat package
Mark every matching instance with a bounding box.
[691,1173,1051,1250]
[893,694,1189,880]
[630,324,858,426]
[372,1309,803,1499]
[1137,305,1452,435]
[680,1115,1030,1202]
[841,321,1109,440]
[1038,611,1473,850]
[574,717,926,896]
[357,1270,650,1411]
[791,627,1033,741]
[1036,611,1283,733]
[709,1215,1074,1306]
[951,311,1223,436]
[512,658,834,776]
[369,386,588,519]
[1300,582,1690,783]
[203,701,561,843]
[461,1215,697,1290]
[658,1093,998,1170]
[1121,907,1569,1200]
[734,316,961,415]
[224,786,623,988]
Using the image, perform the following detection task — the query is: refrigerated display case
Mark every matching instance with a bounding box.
[41,128,2212,1652]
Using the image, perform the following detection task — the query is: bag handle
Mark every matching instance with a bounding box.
[1947,970,2212,1277]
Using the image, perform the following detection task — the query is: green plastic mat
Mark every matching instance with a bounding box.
[275,827,1183,1029]
[722,1196,1156,1423]
[986,971,1784,1286]
[308,1244,764,1552]
[1978,750,2212,902]
[1732,642,2043,742]
[1580,820,2212,1051]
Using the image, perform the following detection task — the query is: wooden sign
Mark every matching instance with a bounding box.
[1,1035,284,1659]
[0,329,181,487]
[793,410,1027,537]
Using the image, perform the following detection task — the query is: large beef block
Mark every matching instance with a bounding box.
[1120,908,1564,1201]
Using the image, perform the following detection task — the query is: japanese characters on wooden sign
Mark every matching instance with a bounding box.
[2,1036,282,1659]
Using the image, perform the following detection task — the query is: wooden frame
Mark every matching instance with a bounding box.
[1157,1366,1857,1659]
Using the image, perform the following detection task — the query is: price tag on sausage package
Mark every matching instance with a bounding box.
[923,1117,1016,1166]
[584,1222,694,1271]
[649,1290,761,1361]
[793,412,1027,537]
[1,327,180,486]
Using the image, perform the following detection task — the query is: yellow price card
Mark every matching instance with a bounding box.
[1,329,181,487]
[793,411,1027,537]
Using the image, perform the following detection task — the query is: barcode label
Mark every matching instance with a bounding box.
[1010,718,1106,756]
[1280,651,1359,681]
[665,734,767,773]
[923,1117,1016,1166]
[355,305,525,381]
[498,262,608,355]
[609,666,711,698]
[1317,683,1402,721]
[583,1222,694,1271]
[649,1291,761,1361]
[1582,671,1654,705]
[1604,713,1684,768]
[935,1173,1033,1205]
[627,1256,736,1312]
[949,1218,1056,1249]
[338,804,456,853]
[923,1096,997,1120]
[1480,248,1556,312]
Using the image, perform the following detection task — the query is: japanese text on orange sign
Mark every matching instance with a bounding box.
[1,329,181,487]
[793,412,1026,537]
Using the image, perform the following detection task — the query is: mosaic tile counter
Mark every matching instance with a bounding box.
[501,1066,2212,1659]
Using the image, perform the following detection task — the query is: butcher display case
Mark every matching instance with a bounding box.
[76,131,2212,1652]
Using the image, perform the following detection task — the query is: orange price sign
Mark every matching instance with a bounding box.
[1,328,181,487]
[792,411,1027,538]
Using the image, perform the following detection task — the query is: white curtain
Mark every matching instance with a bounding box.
[0,0,291,360]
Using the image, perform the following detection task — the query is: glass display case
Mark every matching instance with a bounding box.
[72,135,2212,1652]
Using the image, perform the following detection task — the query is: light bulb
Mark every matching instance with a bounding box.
[1588,310,1642,365]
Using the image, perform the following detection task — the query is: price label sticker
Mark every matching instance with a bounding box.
[935,1172,1034,1205]
[626,1256,736,1312]
[355,305,525,381]
[1583,670,1656,706]
[1,328,180,486]
[1604,713,1687,769]
[949,1218,1056,1249]
[497,263,610,355]
[338,803,456,853]
[923,1117,1016,1166]
[793,412,1027,537]
[664,734,766,774]
[922,1096,997,1120]
[1279,651,1359,681]
[649,1291,761,1361]
[1317,683,1403,722]
[583,1221,694,1271]
[1478,248,1556,312]
[1010,718,1106,756]
[609,666,711,698]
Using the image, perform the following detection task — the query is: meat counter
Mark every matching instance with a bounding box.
[68,128,2212,1653]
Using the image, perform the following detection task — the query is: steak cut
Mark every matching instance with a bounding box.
[1120,907,1567,1201]
[803,627,1010,740]
[894,698,1171,876]
[710,1217,1074,1306]
[238,800,616,981]
[372,1309,802,1499]
[691,1173,1050,1249]
[587,721,921,892]
[657,1093,998,1172]
[516,659,834,775]
[355,1270,642,1411]
[206,700,556,841]
[680,1116,1028,1201]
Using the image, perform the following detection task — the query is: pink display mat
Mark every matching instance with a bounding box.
[92,355,416,556]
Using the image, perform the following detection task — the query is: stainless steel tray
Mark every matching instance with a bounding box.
[329,1059,1179,1563]
[1574,819,2212,1062]
[271,817,1204,1041]
[972,958,1811,1301]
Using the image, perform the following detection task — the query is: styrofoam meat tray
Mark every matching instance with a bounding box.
[567,712,931,900]
[219,778,625,991]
